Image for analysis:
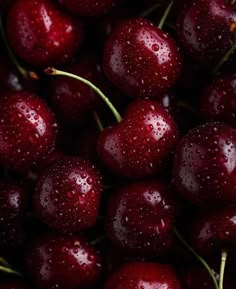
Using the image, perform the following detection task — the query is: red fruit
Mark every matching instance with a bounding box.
[104,261,182,289]
[26,234,102,289]
[34,157,102,234]
[173,122,236,207]
[106,180,179,257]
[0,180,29,248]
[0,91,58,171]
[200,73,236,126]
[58,0,119,17]
[7,0,83,67]
[191,205,236,257]
[97,99,178,178]
[177,0,236,67]
[0,279,32,289]
[103,18,182,98]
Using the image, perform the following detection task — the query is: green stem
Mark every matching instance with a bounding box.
[158,0,174,30]
[45,68,122,123]
[140,2,161,18]
[93,111,104,132]
[0,17,38,80]
[219,250,227,289]
[0,265,22,277]
[174,228,219,289]
[90,235,106,246]
[213,41,236,74]
[0,257,9,267]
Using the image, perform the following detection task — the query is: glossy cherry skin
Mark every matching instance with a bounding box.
[58,0,119,17]
[34,157,102,234]
[106,180,179,257]
[0,91,58,171]
[103,17,183,98]
[7,0,83,67]
[177,0,236,68]
[0,180,29,249]
[0,280,32,289]
[97,99,178,178]
[173,122,236,207]
[191,205,236,257]
[104,261,182,289]
[200,73,236,126]
[26,234,102,289]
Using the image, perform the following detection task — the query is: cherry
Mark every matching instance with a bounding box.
[26,233,102,289]
[0,180,29,249]
[176,0,236,68]
[106,180,179,257]
[103,17,183,98]
[173,122,236,207]
[0,90,58,171]
[7,0,84,67]
[0,279,32,289]
[34,157,102,234]
[200,73,236,126]
[97,99,178,178]
[104,261,182,289]
[58,0,120,17]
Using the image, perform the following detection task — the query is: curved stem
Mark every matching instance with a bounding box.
[158,0,174,30]
[93,111,104,132]
[45,68,122,123]
[174,228,219,289]
[0,265,22,277]
[140,3,161,18]
[0,17,38,80]
[219,250,227,289]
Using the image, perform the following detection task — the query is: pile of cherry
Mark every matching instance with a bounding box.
[1,0,236,288]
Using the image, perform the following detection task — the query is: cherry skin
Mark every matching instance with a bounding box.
[103,17,183,98]
[191,205,236,258]
[26,233,102,289]
[104,261,182,289]
[7,0,84,67]
[0,180,29,249]
[58,0,119,17]
[0,90,58,171]
[34,157,102,234]
[97,99,178,178]
[0,279,32,289]
[173,122,236,207]
[106,180,179,257]
[200,73,236,127]
[177,0,236,68]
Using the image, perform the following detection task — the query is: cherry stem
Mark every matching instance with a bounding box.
[90,235,106,246]
[45,67,122,123]
[140,2,162,18]
[93,111,104,132]
[158,0,174,30]
[0,257,9,267]
[0,17,38,80]
[174,228,219,289]
[219,250,227,289]
[0,265,22,277]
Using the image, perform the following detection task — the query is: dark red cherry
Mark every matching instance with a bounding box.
[103,17,183,98]
[191,205,236,257]
[0,279,32,289]
[173,122,236,207]
[177,0,236,67]
[7,0,84,67]
[26,233,102,289]
[58,0,119,17]
[106,180,179,257]
[0,91,58,171]
[97,99,178,178]
[200,73,236,126]
[104,261,182,289]
[0,180,29,249]
[34,157,102,234]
